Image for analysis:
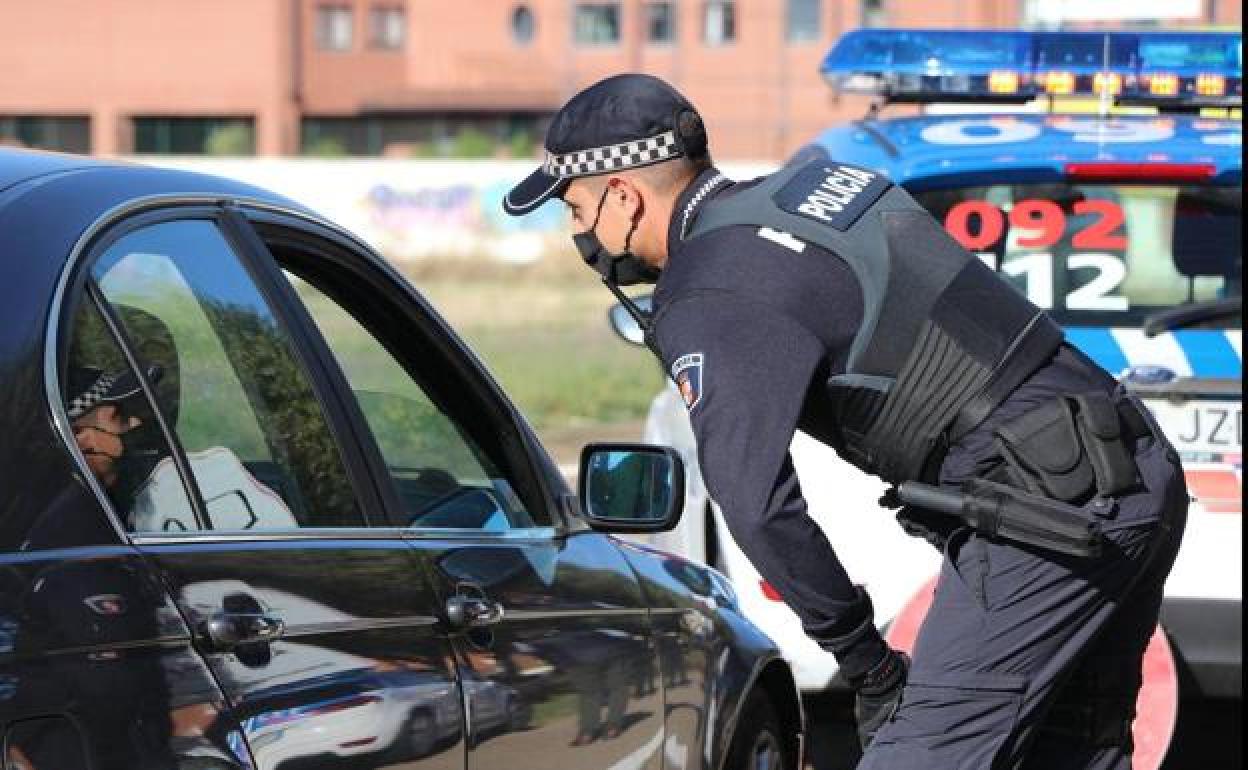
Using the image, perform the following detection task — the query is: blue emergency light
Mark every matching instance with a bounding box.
[821,29,1242,108]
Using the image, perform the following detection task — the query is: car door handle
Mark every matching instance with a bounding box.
[200,612,286,651]
[445,596,504,630]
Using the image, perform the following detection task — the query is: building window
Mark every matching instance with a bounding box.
[368,5,405,50]
[787,0,819,42]
[0,116,90,153]
[512,5,536,44]
[574,3,620,45]
[861,0,886,28]
[133,117,256,155]
[646,2,675,43]
[703,1,735,45]
[316,5,354,50]
[302,115,541,158]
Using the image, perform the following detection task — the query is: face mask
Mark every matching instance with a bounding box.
[573,188,660,287]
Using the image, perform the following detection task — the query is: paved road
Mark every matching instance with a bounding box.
[801,694,1242,770]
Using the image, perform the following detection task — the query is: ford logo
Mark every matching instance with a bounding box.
[1121,365,1177,385]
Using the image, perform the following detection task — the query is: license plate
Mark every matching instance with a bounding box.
[1142,399,1242,455]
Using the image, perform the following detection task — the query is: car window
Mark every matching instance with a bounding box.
[72,219,365,532]
[282,270,547,531]
[915,183,1242,327]
[64,295,197,529]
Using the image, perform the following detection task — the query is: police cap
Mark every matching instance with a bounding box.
[66,364,163,420]
[503,73,707,216]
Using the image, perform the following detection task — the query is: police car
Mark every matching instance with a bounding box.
[615,27,1241,760]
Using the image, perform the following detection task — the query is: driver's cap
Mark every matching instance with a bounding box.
[503,74,707,216]
[66,364,163,419]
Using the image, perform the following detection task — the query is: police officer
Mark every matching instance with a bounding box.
[504,74,1187,769]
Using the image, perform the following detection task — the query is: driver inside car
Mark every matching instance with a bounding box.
[66,305,297,533]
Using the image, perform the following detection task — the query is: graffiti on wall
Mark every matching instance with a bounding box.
[359,179,572,262]
[139,158,773,264]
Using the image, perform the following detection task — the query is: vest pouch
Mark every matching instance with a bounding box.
[1070,392,1141,497]
[993,399,1096,503]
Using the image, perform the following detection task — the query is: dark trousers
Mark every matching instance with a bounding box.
[858,406,1188,770]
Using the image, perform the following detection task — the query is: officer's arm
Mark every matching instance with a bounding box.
[654,293,888,680]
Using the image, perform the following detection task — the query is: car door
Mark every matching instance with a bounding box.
[246,213,668,770]
[63,209,464,769]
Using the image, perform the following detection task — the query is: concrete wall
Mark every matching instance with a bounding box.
[139,156,775,262]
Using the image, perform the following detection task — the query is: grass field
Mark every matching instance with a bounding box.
[408,268,663,458]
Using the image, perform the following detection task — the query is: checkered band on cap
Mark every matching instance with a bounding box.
[543,131,681,178]
[66,371,122,419]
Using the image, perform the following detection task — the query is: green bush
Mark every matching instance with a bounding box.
[451,127,496,158]
[204,123,255,156]
[303,135,348,158]
[508,130,535,159]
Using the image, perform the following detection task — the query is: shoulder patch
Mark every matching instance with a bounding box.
[772,161,891,232]
[671,353,704,412]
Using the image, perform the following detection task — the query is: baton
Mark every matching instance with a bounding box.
[897,479,1104,558]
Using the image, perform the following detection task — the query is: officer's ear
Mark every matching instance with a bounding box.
[606,176,644,219]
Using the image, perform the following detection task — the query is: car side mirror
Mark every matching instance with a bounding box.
[607,295,653,347]
[578,443,684,533]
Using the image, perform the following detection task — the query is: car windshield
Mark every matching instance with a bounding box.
[913,182,1242,328]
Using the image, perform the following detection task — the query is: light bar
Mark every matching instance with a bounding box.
[821,29,1242,108]
[1093,72,1123,96]
[1196,73,1227,97]
[1043,71,1076,95]
[1144,73,1180,97]
[989,70,1020,94]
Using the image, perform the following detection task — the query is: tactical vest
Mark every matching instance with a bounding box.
[685,160,1064,484]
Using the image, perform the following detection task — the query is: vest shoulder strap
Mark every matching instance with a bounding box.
[685,160,928,371]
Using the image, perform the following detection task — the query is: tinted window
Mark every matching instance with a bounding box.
[368,5,405,50]
[0,115,90,154]
[132,117,255,156]
[646,2,675,43]
[79,219,364,532]
[703,1,735,44]
[316,4,354,50]
[283,270,549,531]
[512,5,535,44]
[786,0,819,43]
[574,3,620,44]
[861,0,887,28]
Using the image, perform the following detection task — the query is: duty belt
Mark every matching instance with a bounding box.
[897,396,1156,559]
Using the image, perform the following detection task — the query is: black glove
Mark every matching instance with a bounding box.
[895,505,960,551]
[852,648,909,750]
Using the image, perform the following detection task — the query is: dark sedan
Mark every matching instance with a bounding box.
[0,148,803,770]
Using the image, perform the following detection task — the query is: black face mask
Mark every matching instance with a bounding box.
[573,188,660,286]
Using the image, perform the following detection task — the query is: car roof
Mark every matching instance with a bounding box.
[0,147,113,195]
[808,112,1243,189]
[0,146,307,219]
[0,147,314,274]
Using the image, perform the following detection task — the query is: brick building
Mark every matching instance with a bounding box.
[1,0,1240,160]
